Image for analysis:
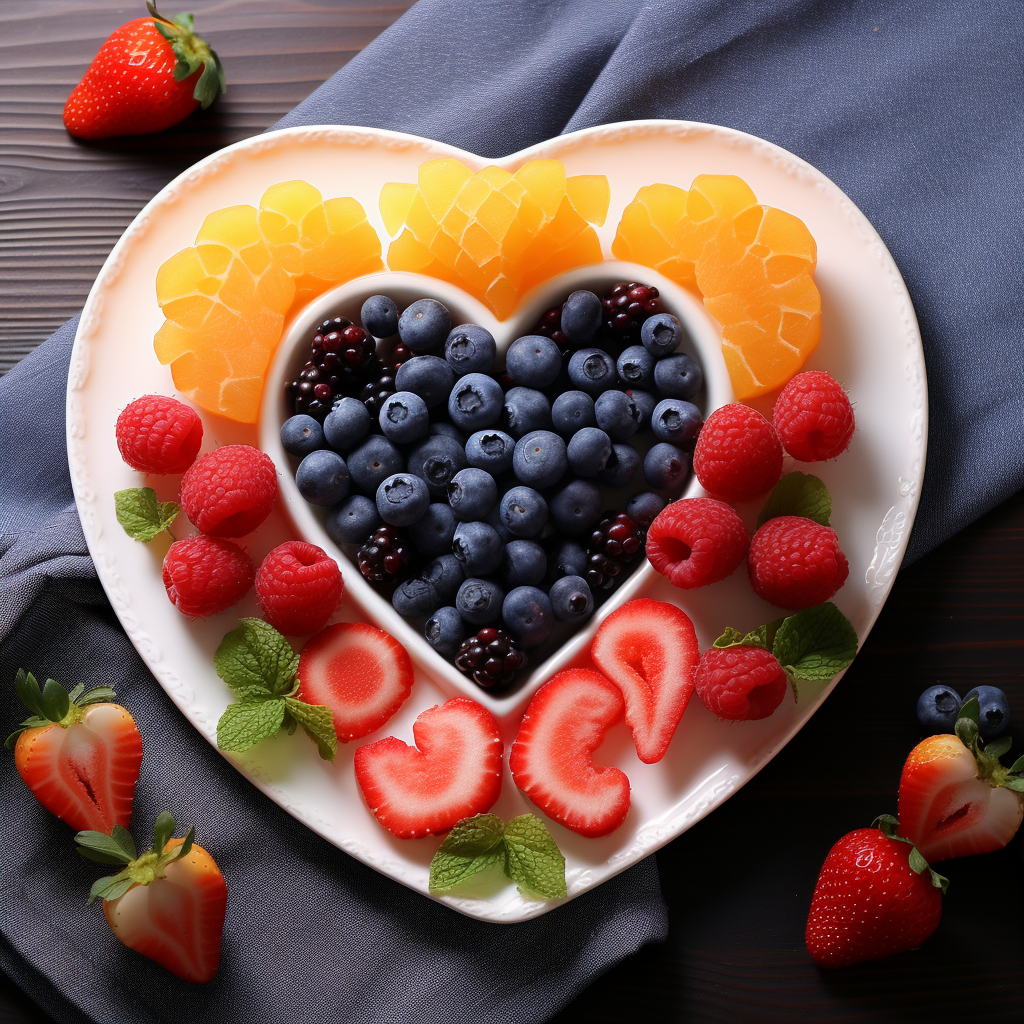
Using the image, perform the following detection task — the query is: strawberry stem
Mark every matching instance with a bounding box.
[145,2,226,108]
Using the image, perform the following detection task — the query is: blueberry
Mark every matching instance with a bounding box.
[616,345,655,390]
[567,427,611,477]
[323,397,371,453]
[361,295,399,338]
[428,421,467,444]
[964,685,1011,739]
[456,577,504,626]
[447,467,498,522]
[399,298,451,352]
[296,449,350,506]
[379,391,429,445]
[466,430,515,475]
[445,324,496,376]
[626,389,657,429]
[393,577,439,618]
[452,521,504,575]
[424,606,467,658]
[502,586,554,648]
[503,387,552,438]
[916,685,963,735]
[549,479,602,536]
[407,434,468,500]
[549,575,594,623]
[423,553,465,603]
[505,335,562,389]
[595,390,641,442]
[324,494,381,544]
[281,414,324,457]
[376,472,430,527]
[652,398,703,449]
[395,356,455,408]
[485,505,514,543]
[448,372,504,432]
[513,430,568,489]
[641,312,683,357]
[551,390,596,436]
[599,444,640,488]
[348,435,404,495]
[561,289,602,345]
[411,502,458,556]
[626,491,666,528]
[654,353,703,400]
[644,442,690,491]
[548,539,587,581]
[568,348,617,395]
[499,485,548,537]
[502,539,547,589]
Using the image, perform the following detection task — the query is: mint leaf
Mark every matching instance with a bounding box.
[214,619,298,696]
[757,472,832,529]
[284,697,337,762]
[115,487,180,542]
[772,603,858,699]
[713,619,783,651]
[429,813,506,893]
[217,698,286,753]
[503,814,567,899]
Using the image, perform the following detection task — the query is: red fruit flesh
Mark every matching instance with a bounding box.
[354,698,503,839]
[180,445,278,538]
[773,370,855,462]
[256,541,343,636]
[14,704,142,833]
[297,622,413,742]
[509,669,629,838]
[115,394,203,474]
[590,598,699,763]
[646,497,749,589]
[162,535,254,618]
[694,646,788,721]
[747,516,849,610]
[692,403,783,502]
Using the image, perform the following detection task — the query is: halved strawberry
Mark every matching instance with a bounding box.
[590,598,699,764]
[77,811,226,985]
[509,668,630,838]
[296,622,413,742]
[354,698,502,839]
[898,725,1024,863]
[7,671,142,833]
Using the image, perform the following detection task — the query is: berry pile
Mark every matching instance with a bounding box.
[282,285,706,691]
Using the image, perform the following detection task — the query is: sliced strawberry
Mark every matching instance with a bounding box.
[353,698,502,839]
[898,732,1024,863]
[9,671,142,833]
[590,598,699,763]
[509,668,630,838]
[296,622,413,742]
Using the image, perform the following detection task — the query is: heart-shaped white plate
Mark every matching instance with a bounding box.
[67,121,926,922]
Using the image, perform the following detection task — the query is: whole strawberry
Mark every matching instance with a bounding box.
[805,815,946,969]
[63,3,225,140]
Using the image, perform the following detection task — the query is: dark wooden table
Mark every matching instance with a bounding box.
[1,2,1021,1022]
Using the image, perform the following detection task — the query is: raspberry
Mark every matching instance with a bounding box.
[162,535,254,618]
[773,371,855,462]
[747,516,850,609]
[646,498,749,589]
[692,403,783,501]
[180,445,278,538]
[694,646,788,720]
[255,541,343,635]
[115,395,203,474]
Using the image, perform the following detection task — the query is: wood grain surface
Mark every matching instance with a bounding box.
[1,2,1022,1023]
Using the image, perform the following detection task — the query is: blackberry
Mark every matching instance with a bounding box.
[585,511,644,594]
[356,525,412,584]
[361,370,397,416]
[454,627,525,690]
[600,281,662,343]
[384,341,413,373]
[533,305,568,348]
[287,317,377,419]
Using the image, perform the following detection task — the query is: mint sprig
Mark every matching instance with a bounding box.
[214,619,336,761]
[757,471,832,529]
[115,487,180,542]
[713,602,858,701]
[429,813,567,900]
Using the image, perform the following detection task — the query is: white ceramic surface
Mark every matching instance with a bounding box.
[66,121,926,923]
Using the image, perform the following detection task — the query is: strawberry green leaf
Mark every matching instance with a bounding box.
[1009,754,1024,775]
[115,488,180,543]
[217,698,286,753]
[1003,778,1024,793]
[984,735,1013,762]
[772,603,858,700]
[957,695,981,726]
[87,873,135,906]
[153,811,175,854]
[40,678,70,723]
[75,829,136,866]
[955,715,980,750]
[429,814,507,893]
[757,472,832,529]
[168,827,195,862]
[14,669,48,719]
[214,619,298,696]
[284,697,338,762]
[77,686,117,707]
[503,814,567,900]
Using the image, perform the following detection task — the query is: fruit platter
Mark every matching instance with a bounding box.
[65,120,927,923]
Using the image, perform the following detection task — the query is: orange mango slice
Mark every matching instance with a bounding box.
[380,158,610,318]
